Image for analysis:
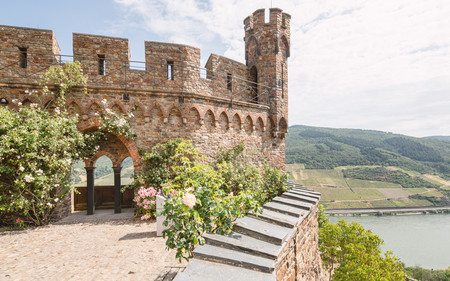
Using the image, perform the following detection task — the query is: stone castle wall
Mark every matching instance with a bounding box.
[0,8,289,170]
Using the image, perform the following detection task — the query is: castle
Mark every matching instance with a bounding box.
[0,9,329,280]
[0,8,290,214]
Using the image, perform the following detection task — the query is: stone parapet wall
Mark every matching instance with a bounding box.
[0,11,289,170]
[174,182,328,281]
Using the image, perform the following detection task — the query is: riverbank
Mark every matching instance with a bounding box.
[326,206,450,216]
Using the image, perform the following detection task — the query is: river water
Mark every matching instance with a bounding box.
[329,214,450,269]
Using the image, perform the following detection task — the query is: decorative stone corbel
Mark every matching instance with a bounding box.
[163,117,168,124]
[199,119,204,126]
[144,117,150,122]
[214,120,219,127]
[182,118,187,124]
[262,126,266,132]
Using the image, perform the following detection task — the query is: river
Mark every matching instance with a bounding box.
[329,213,450,269]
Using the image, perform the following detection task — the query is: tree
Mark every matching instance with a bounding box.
[318,207,406,280]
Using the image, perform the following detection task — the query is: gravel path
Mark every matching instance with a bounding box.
[0,209,186,281]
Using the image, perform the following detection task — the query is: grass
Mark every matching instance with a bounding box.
[391,198,433,207]
[369,200,397,208]
[346,178,402,189]
[406,188,428,194]
[325,201,370,209]
[352,188,386,200]
[289,164,448,209]
[310,187,360,201]
[295,169,348,187]
[422,189,445,197]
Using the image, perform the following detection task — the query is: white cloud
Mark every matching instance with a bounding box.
[113,0,450,137]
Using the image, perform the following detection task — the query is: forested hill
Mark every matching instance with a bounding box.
[286,125,450,179]
[425,136,450,141]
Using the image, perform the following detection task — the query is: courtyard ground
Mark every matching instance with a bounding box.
[0,209,186,281]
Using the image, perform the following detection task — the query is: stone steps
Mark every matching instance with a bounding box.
[232,216,293,246]
[272,196,313,211]
[193,244,275,273]
[263,201,308,217]
[290,188,321,198]
[249,208,298,228]
[203,232,281,260]
[173,183,321,281]
[173,259,274,281]
[282,191,319,204]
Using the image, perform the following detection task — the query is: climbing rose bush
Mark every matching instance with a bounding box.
[160,163,262,262]
[134,186,161,220]
[136,139,288,262]
[0,62,133,226]
[0,105,88,226]
[182,193,196,208]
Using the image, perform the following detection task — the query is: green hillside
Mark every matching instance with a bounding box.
[425,136,450,141]
[286,125,450,179]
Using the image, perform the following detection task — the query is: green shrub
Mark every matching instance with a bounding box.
[133,140,288,262]
[0,62,132,226]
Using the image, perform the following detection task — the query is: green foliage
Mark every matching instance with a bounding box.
[343,167,440,188]
[262,165,289,200]
[1,62,132,226]
[133,140,288,262]
[318,207,406,280]
[161,163,261,261]
[40,61,87,107]
[384,137,444,163]
[133,139,199,189]
[0,102,88,226]
[286,125,450,179]
[404,266,450,281]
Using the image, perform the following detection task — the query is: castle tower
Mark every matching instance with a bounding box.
[244,8,290,137]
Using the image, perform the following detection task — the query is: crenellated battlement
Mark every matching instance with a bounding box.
[0,8,290,171]
[244,8,291,32]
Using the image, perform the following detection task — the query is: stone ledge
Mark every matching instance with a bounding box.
[173,181,323,281]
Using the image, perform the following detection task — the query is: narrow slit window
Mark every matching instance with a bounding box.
[227,73,232,91]
[281,65,284,99]
[167,61,174,80]
[98,54,106,75]
[18,47,27,68]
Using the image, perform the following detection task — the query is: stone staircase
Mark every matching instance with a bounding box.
[173,182,321,281]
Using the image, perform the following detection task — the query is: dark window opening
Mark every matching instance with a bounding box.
[98,54,106,75]
[227,73,232,91]
[167,61,174,80]
[249,66,258,103]
[281,65,284,99]
[18,47,27,68]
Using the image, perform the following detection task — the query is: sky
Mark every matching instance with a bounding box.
[1,0,449,137]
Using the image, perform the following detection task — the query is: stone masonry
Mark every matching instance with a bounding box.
[173,181,328,281]
[0,8,290,172]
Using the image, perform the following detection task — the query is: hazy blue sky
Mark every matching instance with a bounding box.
[1,0,449,137]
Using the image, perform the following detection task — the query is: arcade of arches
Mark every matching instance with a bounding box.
[73,132,137,215]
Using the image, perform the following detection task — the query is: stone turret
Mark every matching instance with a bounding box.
[244,8,290,137]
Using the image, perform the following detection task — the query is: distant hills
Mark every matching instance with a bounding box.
[425,136,450,141]
[286,125,450,179]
